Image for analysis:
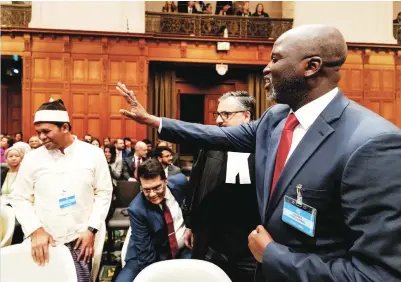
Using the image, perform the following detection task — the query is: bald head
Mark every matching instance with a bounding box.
[276,25,347,69]
[135,141,147,150]
[264,25,347,110]
[135,141,148,159]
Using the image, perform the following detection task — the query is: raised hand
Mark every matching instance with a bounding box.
[116,82,161,128]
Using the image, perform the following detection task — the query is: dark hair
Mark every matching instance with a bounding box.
[124,137,132,143]
[36,99,72,130]
[91,138,100,145]
[15,132,22,138]
[142,139,152,145]
[104,136,111,142]
[137,159,166,182]
[7,138,15,148]
[153,146,172,159]
[104,144,116,164]
[84,134,92,138]
[218,91,256,120]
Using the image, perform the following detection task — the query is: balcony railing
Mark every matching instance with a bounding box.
[394,24,401,44]
[0,4,31,28]
[145,12,293,40]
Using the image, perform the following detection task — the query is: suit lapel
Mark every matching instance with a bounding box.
[265,117,334,218]
[264,91,350,221]
[261,119,286,223]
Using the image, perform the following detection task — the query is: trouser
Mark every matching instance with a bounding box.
[205,247,257,282]
[65,239,92,282]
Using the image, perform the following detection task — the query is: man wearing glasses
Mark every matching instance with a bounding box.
[183,91,260,282]
[116,159,191,282]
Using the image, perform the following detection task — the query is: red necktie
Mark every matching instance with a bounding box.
[134,158,141,179]
[271,113,299,196]
[161,199,179,258]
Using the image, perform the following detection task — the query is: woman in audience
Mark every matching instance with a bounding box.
[236,1,251,17]
[1,147,24,205]
[91,138,101,147]
[252,3,269,17]
[0,136,14,164]
[104,144,123,187]
[103,136,111,147]
[162,1,177,13]
[14,132,22,142]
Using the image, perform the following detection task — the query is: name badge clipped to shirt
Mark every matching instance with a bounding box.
[59,192,77,209]
[282,184,317,237]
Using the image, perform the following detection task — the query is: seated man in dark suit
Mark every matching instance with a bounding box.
[153,146,181,178]
[122,141,148,181]
[116,159,191,282]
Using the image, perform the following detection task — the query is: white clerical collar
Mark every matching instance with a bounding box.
[225,152,251,184]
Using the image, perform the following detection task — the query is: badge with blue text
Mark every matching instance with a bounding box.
[282,184,317,237]
[59,194,77,209]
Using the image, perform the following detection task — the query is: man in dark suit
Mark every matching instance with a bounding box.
[116,24,401,281]
[116,160,191,282]
[122,141,148,181]
[153,146,181,178]
[184,91,259,282]
[178,1,200,14]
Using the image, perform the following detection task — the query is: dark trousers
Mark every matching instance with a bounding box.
[205,247,256,282]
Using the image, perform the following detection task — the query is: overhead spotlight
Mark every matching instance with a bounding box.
[216,64,228,76]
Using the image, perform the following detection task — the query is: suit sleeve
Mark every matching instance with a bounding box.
[159,118,259,153]
[130,207,157,272]
[262,133,401,281]
[122,160,131,180]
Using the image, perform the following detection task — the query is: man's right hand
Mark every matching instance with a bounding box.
[116,82,161,128]
[184,229,194,249]
[30,227,56,266]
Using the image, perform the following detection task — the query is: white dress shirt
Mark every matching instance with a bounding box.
[10,138,113,244]
[160,187,186,250]
[286,87,338,163]
[164,166,169,178]
[116,150,123,162]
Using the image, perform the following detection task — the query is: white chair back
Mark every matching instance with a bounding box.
[133,259,232,282]
[0,205,15,248]
[0,240,78,282]
[121,227,131,267]
[92,222,106,282]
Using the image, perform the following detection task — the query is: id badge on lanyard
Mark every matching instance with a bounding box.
[282,184,317,237]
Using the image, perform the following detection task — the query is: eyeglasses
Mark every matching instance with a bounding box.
[213,111,245,120]
[142,183,164,194]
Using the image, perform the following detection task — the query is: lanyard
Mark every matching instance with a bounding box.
[5,171,18,196]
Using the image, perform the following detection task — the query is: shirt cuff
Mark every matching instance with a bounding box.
[158,118,163,134]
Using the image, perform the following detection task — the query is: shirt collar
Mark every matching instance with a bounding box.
[49,135,78,155]
[164,186,173,202]
[292,87,338,130]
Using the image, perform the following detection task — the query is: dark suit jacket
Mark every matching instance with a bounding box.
[186,150,259,259]
[116,173,188,282]
[159,91,401,281]
[122,156,145,180]
[167,164,181,177]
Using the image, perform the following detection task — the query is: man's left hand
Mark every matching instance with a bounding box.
[248,225,273,263]
[74,230,95,263]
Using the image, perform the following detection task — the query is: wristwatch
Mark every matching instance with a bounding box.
[88,227,98,234]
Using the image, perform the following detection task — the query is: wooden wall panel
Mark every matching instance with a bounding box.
[1,29,400,142]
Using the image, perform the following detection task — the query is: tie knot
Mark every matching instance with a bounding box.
[284,113,299,131]
[161,198,167,208]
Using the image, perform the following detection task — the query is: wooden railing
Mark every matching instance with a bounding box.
[145,12,293,39]
[394,24,401,44]
[0,4,31,28]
